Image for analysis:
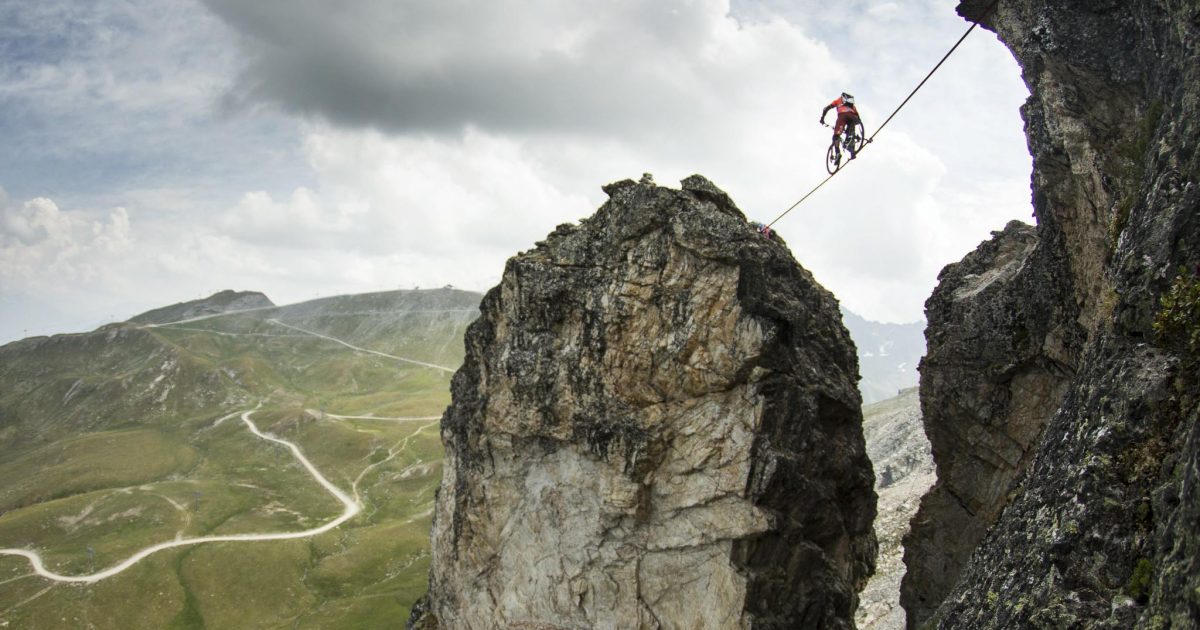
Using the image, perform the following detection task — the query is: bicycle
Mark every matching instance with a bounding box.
[824,121,867,174]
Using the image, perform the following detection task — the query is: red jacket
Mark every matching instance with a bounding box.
[824,97,858,118]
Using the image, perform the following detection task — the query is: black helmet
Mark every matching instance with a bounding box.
[842,92,855,105]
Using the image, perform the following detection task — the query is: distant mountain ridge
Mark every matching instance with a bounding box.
[841,308,925,404]
[9,291,922,408]
[0,287,481,450]
[127,289,274,325]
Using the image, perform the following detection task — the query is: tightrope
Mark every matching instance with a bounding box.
[766,0,1004,229]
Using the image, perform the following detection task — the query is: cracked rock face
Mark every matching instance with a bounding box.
[409,175,876,629]
[900,220,1080,627]
[904,1,1200,628]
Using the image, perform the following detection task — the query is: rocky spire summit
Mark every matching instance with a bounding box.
[409,175,877,629]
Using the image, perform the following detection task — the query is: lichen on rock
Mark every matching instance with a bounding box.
[409,175,877,629]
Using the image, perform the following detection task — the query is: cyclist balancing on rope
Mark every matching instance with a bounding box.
[820,92,864,158]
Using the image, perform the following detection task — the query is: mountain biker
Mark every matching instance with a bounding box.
[820,92,863,156]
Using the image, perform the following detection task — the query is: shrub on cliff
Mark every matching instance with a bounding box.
[1153,267,1200,357]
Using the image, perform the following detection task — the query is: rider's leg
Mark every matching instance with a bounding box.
[834,114,848,139]
[845,116,860,158]
[835,114,852,154]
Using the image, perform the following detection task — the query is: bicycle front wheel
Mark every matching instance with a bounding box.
[826,143,841,174]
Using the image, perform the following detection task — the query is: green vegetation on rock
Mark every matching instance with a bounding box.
[1153,267,1200,356]
[1125,557,1155,603]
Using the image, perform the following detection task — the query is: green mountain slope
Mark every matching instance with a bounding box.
[0,288,479,628]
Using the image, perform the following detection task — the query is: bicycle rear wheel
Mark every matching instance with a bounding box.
[849,122,867,156]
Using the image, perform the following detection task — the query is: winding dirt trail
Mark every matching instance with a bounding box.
[325,413,442,421]
[147,309,457,374]
[143,305,278,328]
[0,410,360,584]
[264,319,456,373]
[0,313,453,587]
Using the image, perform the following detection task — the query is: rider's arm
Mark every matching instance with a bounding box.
[820,103,833,123]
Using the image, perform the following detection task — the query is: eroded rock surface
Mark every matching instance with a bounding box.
[410,175,876,629]
[905,1,1200,627]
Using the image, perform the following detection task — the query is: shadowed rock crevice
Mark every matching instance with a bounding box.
[411,175,876,629]
[855,388,935,630]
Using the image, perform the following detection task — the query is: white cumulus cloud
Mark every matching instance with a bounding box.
[0,192,133,287]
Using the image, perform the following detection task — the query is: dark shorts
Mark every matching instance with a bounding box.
[834,112,860,136]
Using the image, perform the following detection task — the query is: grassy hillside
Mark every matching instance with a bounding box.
[0,288,478,628]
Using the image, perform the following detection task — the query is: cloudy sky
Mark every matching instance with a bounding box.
[0,0,1031,344]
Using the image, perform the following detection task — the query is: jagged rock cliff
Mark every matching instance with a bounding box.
[901,220,1080,624]
[906,1,1200,628]
[410,175,877,629]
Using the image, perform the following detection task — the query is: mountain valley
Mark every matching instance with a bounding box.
[0,288,477,627]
